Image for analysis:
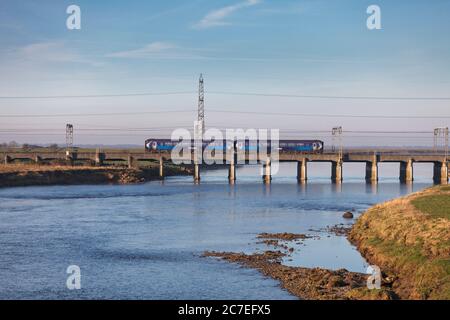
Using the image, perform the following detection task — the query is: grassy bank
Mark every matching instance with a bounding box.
[0,164,191,188]
[349,185,450,299]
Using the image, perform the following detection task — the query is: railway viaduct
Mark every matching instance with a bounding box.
[1,150,448,185]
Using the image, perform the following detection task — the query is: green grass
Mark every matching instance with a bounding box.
[411,195,450,220]
[370,237,427,265]
[365,237,449,299]
[435,259,450,275]
[351,186,450,299]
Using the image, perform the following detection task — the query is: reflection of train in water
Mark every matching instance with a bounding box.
[145,139,324,154]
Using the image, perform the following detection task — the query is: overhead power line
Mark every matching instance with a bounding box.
[0,110,448,119]
[0,110,195,118]
[207,91,450,101]
[0,90,449,101]
[208,110,450,119]
[0,91,195,99]
[0,133,438,139]
[0,128,438,134]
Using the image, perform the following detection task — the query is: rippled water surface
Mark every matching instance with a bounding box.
[0,163,434,299]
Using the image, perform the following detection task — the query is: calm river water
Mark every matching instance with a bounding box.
[0,163,434,299]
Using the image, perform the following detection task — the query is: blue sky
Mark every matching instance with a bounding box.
[0,0,449,145]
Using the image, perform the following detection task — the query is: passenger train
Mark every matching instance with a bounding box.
[145,139,324,154]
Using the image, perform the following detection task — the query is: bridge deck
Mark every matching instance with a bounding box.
[1,150,448,184]
[1,151,448,163]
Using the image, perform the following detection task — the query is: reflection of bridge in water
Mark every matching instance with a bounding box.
[2,149,448,185]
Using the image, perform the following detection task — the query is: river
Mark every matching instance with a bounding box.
[0,163,434,299]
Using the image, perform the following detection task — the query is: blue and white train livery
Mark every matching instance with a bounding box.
[145,139,324,154]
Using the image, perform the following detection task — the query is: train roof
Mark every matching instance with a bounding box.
[146,138,324,142]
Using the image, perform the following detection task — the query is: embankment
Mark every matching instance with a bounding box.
[0,165,191,188]
[349,185,450,300]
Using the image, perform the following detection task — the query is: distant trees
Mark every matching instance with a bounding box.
[48,144,59,151]
[0,141,47,151]
[8,141,19,148]
[0,141,21,150]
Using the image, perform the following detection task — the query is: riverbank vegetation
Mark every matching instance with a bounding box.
[349,185,450,299]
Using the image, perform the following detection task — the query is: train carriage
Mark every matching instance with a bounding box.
[145,139,324,154]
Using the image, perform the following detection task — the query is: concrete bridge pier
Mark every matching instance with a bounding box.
[365,161,378,183]
[262,158,272,184]
[128,155,135,169]
[65,150,75,166]
[331,160,343,183]
[193,162,201,183]
[34,155,42,165]
[433,161,448,185]
[297,159,307,183]
[400,159,414,183]
[4,155,11,165]
[228,157,236,184]
[159,157,164,178]
[95,151,105,166]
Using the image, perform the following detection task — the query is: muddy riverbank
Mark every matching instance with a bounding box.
[0,164,191,188]
[203,232,396,300]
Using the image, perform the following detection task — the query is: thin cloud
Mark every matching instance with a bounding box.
[106,42,177,59]
[194,0,261,29]
[6,41,102,66]
[105,42,209,60]
[19,42,81,62]
[105,42,386,63]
